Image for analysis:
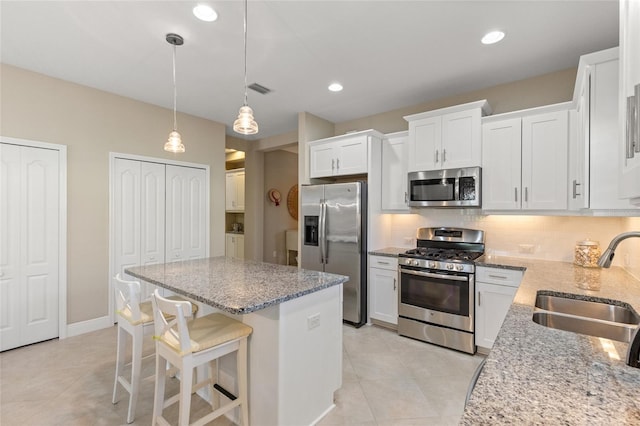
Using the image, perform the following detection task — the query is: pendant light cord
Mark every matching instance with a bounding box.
[243,0,248,107]
[172,43,178,131]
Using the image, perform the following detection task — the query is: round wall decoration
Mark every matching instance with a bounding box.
[268,188,282,206]
[287,185,298,220]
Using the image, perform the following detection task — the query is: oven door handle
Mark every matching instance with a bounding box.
[400,268,468,282]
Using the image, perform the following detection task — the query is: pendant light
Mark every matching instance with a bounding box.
[233,0,259,135]
[164,33,186,153]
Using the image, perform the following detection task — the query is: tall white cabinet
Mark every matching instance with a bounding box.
[619,0,640,202]
[1,142,63,351]
[381,131,409,212]
[111,156,208,299]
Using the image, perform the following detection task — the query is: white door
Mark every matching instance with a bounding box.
[522,111,569,210]
[475,282,517,350]
[408,116,441,171]
[369,267,398,325]
[335,136,368,176]
[1,143,60,351]
[113,159,142,279]
[482,118,522,210]
[381,132,409,211]
[441,108,482,169]
[165,165,207,262]
[309,142,336,178]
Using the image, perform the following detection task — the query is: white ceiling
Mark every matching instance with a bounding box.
[0,1,619,140]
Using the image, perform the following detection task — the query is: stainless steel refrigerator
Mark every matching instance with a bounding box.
[301,182,367,327]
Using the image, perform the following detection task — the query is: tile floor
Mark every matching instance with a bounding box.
[0,324,484,426]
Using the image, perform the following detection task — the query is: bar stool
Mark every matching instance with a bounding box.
[151,289,252,426]
[111,273,198,424]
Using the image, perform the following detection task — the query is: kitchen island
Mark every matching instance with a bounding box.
[125,257,348,426]
[462,257,640,424]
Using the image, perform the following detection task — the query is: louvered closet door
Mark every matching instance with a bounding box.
[165,165,207,262]
[1,143,59,351]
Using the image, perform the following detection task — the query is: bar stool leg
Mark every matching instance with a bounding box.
[178,361,194,426]
[237,339,249,426]
[127,326,143,423]
[152,354,167,426]
[112,325,127,405]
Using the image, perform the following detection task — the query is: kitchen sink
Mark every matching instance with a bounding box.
[532,293,640,343]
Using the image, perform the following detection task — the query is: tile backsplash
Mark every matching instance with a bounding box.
[385,211,640,278]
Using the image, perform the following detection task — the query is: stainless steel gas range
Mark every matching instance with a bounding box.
[397,227,485,354]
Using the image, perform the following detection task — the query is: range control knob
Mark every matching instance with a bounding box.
[446,263,454,270]
[455,264,464,271]
[412,260,420,266]
[429,261,437,268]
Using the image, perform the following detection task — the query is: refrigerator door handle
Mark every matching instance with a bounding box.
[319,200,327,264]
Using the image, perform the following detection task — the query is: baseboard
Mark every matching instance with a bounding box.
[66,315,113,338]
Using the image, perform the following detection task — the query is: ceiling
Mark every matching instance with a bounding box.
[0,1,619,140]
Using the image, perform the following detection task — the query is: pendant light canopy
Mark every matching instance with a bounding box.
[233,0,259,135]
[164,33,185,153]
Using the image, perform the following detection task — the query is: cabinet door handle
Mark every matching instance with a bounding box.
[393,278,396,291]
[525,187,529,203]
[488,274,507,280]
[336,158,340,170]
[572,180,581,198]
[627,95,636,159]
[635,83,640,154]
[477,291,481,306]
[404,191,408,204]
[514,187,518,202]
[377,261,390,265]
[435,150,439,164]
[442,149,447,163]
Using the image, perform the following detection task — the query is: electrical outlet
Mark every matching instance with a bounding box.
[307,313,320,330]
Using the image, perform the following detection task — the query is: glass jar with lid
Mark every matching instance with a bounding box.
[574,239,601,268]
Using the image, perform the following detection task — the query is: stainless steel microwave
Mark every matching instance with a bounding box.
[408,167,481,208]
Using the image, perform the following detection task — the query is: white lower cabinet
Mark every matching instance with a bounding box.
[226,233,245,259]
[368,255,398,326]
[475,267,523,351]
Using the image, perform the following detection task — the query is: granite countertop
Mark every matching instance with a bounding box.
[368,247,409,257]
[125,257,348,315]
[461,256,640,424]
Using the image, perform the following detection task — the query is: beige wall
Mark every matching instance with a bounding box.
[263,151,298,264]
[1,64,227,324]
[334,67,577,135]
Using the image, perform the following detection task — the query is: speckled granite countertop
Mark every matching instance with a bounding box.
[461,256,640,424]
[368,247,409,257]
[125,257,348,315]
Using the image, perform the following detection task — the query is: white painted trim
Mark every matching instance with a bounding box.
[310,404,336,426]
[66,315,112,337]
[108,152,211,326]
[0,136,68,340]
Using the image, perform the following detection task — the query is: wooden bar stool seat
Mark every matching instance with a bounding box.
[151,289,252,426]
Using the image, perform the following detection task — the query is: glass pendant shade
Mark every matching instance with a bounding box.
[164,130,185,153]
[233,105,259,135]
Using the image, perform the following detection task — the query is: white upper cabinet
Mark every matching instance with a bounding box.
[225,168,245,212]
[619,0,640,201]
[381,131,409,211]
[522,110,569,210]
[404,100,490,172]
[482,118,522,210]
[482,104,570,211]
[569,48,636,210]
[308,130,382,178]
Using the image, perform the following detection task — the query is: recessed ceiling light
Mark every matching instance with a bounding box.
[481,30,505,45]
[328,83,343,92]
[193,5,218,22]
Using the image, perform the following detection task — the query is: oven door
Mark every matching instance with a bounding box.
[398,266,474,332]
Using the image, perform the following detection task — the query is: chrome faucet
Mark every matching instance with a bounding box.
[597,231,640,268]
[597,231,640,368]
